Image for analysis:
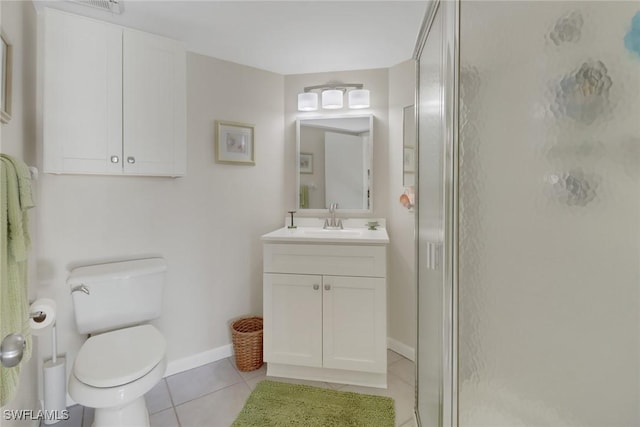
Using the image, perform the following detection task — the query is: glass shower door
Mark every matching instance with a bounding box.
[416,1,458,425]
[457,1,640,426]
[417,1,640,425]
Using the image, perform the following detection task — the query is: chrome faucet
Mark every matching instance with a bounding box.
[323,202,343,230]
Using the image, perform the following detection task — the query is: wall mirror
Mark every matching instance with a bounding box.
[296,115,373,212]
[403,105,415,186]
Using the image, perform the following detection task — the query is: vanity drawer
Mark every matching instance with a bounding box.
[263,243,386,278]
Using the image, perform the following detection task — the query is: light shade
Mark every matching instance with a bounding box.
[298,92,318,111]
[348,89,370,109]
[322,89,343,109]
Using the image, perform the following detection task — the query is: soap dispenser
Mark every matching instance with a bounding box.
[287,210,297,229]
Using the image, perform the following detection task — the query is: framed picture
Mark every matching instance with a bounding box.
[299,153,313,174]
[0,31,13,124]
[215,121,255,165]
[403,147,415,173]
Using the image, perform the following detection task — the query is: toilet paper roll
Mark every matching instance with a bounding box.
[29,298,56,336]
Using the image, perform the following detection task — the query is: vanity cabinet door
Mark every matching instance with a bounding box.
[263,273,323,367]
[43,9,123,175]
[122,29,186,176]
[322,276,387,373]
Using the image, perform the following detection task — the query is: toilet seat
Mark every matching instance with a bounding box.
[74,324,166,388]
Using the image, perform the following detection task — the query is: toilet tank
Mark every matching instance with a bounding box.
[68,258,167,334]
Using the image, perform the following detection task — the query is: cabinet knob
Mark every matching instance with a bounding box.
[110,155,119,163]
[324,284,331,291]
[127,156,136,164]
[313,284,319,291]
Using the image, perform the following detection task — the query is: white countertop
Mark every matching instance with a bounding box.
[261,226,390,245]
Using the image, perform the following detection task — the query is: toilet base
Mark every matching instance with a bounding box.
[93,396,149,427]
[69,357,167,427]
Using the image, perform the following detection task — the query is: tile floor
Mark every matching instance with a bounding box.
[52,350,416,427]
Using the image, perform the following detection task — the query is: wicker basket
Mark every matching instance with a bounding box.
[231,317,264,372]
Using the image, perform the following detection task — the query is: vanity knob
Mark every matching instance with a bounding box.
[110,155,119,164]
[313,284,319,291]
[324,284,331,291]
[127,156,136,164]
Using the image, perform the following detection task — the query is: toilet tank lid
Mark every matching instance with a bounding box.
[67,258,167,285]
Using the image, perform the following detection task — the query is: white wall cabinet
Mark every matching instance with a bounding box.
[43,8,186,176]
[263,242,387,388]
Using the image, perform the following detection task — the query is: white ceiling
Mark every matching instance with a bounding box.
[34,0,428,75]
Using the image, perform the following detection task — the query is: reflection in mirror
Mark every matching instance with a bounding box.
[403,105,416,186]
[297,115,373,211]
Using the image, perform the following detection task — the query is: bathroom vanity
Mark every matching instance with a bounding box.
[261,220,389,388]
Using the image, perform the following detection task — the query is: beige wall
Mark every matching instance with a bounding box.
[387,59,416,356]
[35,52,285,403]
[1,1,39,424]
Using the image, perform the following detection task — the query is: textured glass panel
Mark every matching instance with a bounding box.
[417,5,444,427]
[459,2,640,426]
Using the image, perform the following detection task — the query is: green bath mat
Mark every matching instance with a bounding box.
[232,380,395,427]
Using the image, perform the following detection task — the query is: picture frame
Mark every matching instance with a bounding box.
[215,120,255,165]
[299,152,313,174]
[1,31,13,124]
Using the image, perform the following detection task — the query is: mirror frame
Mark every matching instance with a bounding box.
[296,114,374,215]
[0,31,13,124]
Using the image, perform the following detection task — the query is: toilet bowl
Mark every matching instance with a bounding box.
[68,325,167,427]
[67,258,168,427]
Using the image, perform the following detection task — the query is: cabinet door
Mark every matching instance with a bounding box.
[323,276,387,373]
[43,9,122,174]
[123,29,186,176]
[263,273,322,367]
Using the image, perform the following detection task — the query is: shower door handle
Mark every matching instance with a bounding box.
[425,242,442,270]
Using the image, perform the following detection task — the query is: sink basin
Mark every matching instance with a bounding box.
[302,229,363,237]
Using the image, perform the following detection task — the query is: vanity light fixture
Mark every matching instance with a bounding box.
[322,89,343,109]
[348,89,370,109]
[298,92,318,111]
[297,83,370,111]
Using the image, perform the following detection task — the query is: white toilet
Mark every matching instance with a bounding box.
[67,258,168,427]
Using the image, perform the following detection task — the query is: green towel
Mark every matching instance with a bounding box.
[300,185,309,209]
[0,154,35,407]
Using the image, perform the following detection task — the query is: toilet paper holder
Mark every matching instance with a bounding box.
[30,310,47,322]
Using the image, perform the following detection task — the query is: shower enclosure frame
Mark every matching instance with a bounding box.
[413,0,460,425]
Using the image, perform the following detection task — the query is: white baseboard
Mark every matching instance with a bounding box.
[62,344,233,408]
[387,337,415,362]
[164,343,233,377]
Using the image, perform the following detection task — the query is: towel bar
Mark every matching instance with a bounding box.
[28,166,38,180]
